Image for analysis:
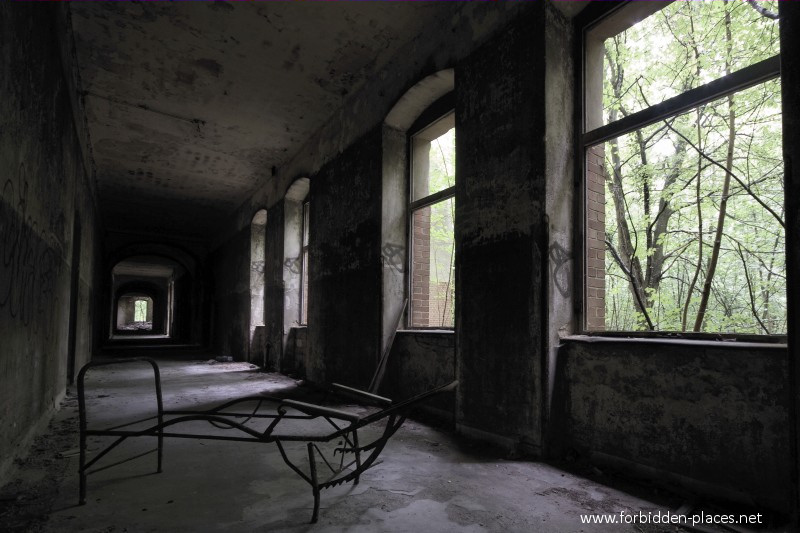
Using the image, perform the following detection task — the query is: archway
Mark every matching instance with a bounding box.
[109,255,183,339]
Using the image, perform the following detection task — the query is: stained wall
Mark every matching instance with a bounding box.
[0,4,101,479]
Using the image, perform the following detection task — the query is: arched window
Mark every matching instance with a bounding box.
[283,177,310,328]
[383,69,455,332]
[250,209,267,330]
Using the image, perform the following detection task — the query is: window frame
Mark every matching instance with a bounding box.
[576,0,784,340]
[300,200,310,326]
[406,98,456,330]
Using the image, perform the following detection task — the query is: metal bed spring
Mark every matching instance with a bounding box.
[76,357,457,523]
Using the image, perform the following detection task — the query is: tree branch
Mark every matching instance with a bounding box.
[664,122,785,229]
[604,236,655,330]
[746,0,778,20]
[735,243,770,334]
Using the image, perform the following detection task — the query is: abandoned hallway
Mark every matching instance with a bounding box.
[2,1,800,531]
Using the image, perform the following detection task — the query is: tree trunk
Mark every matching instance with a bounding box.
[693,1,735,331]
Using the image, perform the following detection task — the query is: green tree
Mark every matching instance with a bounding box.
[599,0,784,334]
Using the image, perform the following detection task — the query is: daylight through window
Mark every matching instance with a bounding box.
[300,201,310,325]
[583,0,784,335]
[410,112,455,328]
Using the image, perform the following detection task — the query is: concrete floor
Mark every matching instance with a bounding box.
[2,359,694,532]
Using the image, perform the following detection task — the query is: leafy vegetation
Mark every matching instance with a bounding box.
[134,299,149,322]
[597,0,785,334]
[417,127,455,328]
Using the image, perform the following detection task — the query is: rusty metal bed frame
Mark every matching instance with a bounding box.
[77,358,456,523]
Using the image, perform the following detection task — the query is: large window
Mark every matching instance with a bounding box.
[409,112,455,328]
[582,1,784,335]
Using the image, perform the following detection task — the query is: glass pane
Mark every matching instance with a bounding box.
[412,114,455,202]
[411,197,455,328]
[301,249,309,325]
[300,201,309,325]
[588,0,779,129]
[587,80,784,334]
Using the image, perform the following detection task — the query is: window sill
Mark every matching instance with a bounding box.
[563,334,787,350]
[397,329,454,335]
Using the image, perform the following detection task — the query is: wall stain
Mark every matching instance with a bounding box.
[0,164,60,334]
[283,256,301,275]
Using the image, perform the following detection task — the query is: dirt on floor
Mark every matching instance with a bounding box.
[0,392,79,532]
[0,359,789,533]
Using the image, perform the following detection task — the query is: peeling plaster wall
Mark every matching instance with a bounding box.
[382,331,456,417]
[283,326,308,378]
[213,2,540,395]
[209,227,250,361]
[551,338,792,512]
[264,202,285,371]
[307,127,383,386]
[226,1,532,242]
[380,125,408,362]
[455,5,547,452]
[0,4,100,481]
[544,5,576,427]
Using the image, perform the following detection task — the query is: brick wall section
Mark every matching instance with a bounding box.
[585,144,606,330]
[411,206,431,326]
[431,281,454,327]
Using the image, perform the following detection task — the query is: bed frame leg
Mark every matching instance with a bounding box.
[308,443,320,524]
[156,373,164,474]
[79,422,87,505]
[79,446,86,504]
[353,430,361,485]
[157,432,163,473]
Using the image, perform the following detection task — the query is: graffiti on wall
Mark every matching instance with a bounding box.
[381,242,405,273]
[0,163,61,334]
[284,256,302,275]
[548,242,571,298]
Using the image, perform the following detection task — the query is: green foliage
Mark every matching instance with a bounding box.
[412,128,455,327]
[598,0,785,334]
[427,129,456,327]
[134,299,148,322]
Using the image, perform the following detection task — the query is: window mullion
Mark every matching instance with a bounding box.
[583,55,780,147]
[409,185,456,211]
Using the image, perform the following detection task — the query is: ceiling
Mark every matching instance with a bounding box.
[112,255,182,279]
[69,1,461,242]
